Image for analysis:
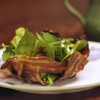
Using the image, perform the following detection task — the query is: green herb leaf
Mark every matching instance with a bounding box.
[55,46,63,61]
[36,32,43,41]
[41,73,58,85]
[44,44,55,60]
[75,40,88,51]
[10,27,25,48]
[42,32,59,43]
[15,27,25,37]
[15,29,36,56]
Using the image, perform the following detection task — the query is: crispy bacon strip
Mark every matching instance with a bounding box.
[0,69,11,79]
[1,55,66,85]
[58,52,88,81]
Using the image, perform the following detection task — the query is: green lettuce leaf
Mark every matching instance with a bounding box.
[41,73,58,85]
[10,27,25,48]
[42,32,59,43]
[15,29,36,56]
[2,44,15,61]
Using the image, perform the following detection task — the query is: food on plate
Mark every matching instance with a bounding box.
[0,27,89,85]
[0,69,11,79]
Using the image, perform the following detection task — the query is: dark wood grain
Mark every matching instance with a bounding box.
[0,0,100,100]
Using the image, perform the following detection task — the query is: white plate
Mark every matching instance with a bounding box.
[0,41,100,94]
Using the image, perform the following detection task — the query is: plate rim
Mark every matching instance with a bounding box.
[0,80,100,92]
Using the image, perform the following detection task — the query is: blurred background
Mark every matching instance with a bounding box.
[0,0,89,44]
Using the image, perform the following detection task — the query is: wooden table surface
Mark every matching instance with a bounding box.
[0,0,100,100]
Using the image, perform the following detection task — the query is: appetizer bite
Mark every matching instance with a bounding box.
[0,27,89,85]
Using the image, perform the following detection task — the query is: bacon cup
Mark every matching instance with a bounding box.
[1,28,89,85]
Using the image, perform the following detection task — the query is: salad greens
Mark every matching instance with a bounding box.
[41,73,58,85]
[2,27,88,85]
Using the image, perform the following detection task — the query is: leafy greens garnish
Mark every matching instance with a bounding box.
[41,73,58,85]
[2,27,88,62]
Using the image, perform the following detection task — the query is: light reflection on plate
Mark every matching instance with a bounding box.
[0,41,100,94]
[89,42,100,61]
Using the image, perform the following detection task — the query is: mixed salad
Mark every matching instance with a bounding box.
[1,27,88,85]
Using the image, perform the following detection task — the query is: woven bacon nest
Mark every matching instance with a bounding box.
[0,29,90,85]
